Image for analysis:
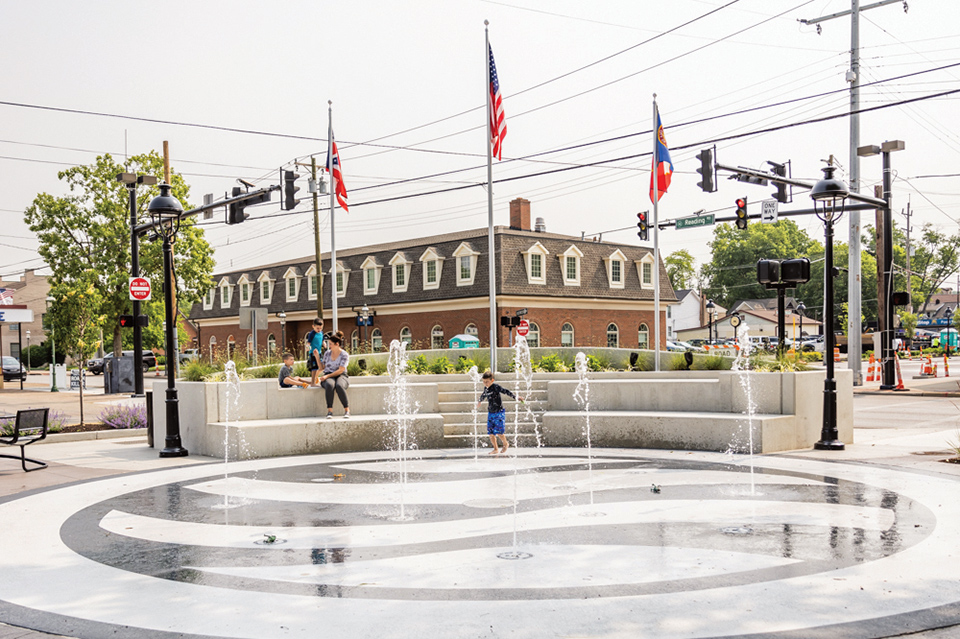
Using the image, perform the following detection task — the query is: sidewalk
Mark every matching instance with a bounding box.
[0,372,151,424]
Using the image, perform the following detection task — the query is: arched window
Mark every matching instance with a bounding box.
[208,335,217,363]
[267,333,276,357]
[351,330,359,353]
[227,335,236,359]
[527,322,541,348]
[638,323,650,350]
[465,323,478,336]
[606,323,619,348]
[561,322,574,348]
[400,326,412,346]
[246,334,254,358]
[372,328,383,352]
[431,325,444,349]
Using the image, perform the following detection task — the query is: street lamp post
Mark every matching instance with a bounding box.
[148,184,188,458]
[811,165,848,451]
[945,308,953,358]
[360,304,371,352]
[797,301,806,343]
[706,299,715,344]
[26,330,31,373]
[277,310,287,355]
[45,296,57,392]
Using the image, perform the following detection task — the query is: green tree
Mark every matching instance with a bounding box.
[49,271,104,425]
[701,221,819,309]
[900,311,918,341]
[795,242,878,331]
[25,152,214,359]
[665,249,696,291]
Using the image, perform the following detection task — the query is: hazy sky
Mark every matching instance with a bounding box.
[1,0,957,281]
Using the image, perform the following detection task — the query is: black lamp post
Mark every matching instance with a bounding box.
[45,295,58,392]
[797,301,806,342]
[360,304,371,352]
[811,165,848,451]
[706,299,715,344]
[945,308,953,357]
[277,310,287,355]
[117,172,158,397]
[148,183,188,458]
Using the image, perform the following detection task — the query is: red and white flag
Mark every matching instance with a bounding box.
[488,43,507,161]
[326,132,349,212]
[0,288,13,305]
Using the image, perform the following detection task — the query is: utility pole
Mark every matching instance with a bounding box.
[800,0,907,386]
[903,198,912,314]
[311,156,324,320]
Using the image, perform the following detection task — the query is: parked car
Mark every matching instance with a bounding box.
[666,340,693,352]
[2,356,26,382]
[87,350,157,375]
[178,349,199,365]
[800,335,825,352]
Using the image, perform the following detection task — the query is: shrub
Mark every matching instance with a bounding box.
[691,354,730,370]
[665,354,689,371]
[454,355,478,373]
[3,411,67,435]
[248,364,280,379]
[802,351,823,362]
[182,359,217,382]
[586,354,606,372]
[97,404,147,429]
[369,359,388,376]
[428,356,452,374]
[408,354,429,374]
[347,360,362,376]
[535,354,568,373]
[293,361,310,377]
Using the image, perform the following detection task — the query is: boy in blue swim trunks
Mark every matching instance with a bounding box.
[476,371,523,455]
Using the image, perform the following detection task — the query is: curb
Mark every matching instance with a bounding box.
[853,389,960,398]
[35,429,148,445]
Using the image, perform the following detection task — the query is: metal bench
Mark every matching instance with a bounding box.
[0,408,50,472]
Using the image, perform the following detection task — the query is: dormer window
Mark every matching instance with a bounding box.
[257,272,273,304]
[522,242,549,285]
[238,275,252,306]
[604,249,628,289]
[419,247,444,291]
[333,261,350,298]
[452,242,480,287]
[559,245,583,286]
[218,277,233,309]
[305,264,318,301]
[389,252,412,293]
[203,288,214,310]
[361,256,382,296]
[283,267,301,302]
[636,254,655,290]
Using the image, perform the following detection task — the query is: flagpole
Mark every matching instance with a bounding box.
[328,100,338,335]
[485,21,498,374]
[652,94,661,373]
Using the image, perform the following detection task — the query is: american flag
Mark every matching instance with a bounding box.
[0,288,12,305]
[326,132,349,212]
[488,43,507,161]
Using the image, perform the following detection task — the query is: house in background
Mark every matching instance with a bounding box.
[0,269,50,362]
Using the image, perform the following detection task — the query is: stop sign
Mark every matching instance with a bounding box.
[129,277,151,301]
[516,319,529,337]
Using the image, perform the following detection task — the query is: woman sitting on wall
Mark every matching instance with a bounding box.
[319,331,350,419]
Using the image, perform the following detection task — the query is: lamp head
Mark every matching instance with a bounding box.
[811,165,849,222]
[147,183,183,219]
[797,301,806,313]
[706,299,715,310]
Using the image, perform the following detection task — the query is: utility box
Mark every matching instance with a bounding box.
[104,355,136,394]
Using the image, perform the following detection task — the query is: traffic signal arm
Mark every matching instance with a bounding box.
[133,185,280,235]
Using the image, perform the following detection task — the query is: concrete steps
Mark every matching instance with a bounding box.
[437,379,546,447]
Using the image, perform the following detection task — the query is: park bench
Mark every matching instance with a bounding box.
[0,408,50,472]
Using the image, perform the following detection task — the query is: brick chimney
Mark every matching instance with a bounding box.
[509,198,531,231]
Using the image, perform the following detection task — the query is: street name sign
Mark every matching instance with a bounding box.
[676,214,715,230]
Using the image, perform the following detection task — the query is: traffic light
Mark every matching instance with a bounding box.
[227,187,248,225]
[768,161,790,203]
[119,314,134,328]
[735,197,748,230]
[637,211,649,241]
[283,170,300,211]
[696,147,716,193]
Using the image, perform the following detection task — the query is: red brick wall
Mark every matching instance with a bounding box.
[196,306,666,359]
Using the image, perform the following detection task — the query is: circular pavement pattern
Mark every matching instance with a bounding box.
[1,448,960,638]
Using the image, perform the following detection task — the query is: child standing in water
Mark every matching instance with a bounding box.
[476,371,523,454]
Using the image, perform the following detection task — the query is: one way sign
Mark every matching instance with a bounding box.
[761,199,779,224]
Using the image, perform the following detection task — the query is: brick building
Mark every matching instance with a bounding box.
[188,199,676,360]
[0,269,50,362]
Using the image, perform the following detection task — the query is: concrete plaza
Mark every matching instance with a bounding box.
[2,369,960,638]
